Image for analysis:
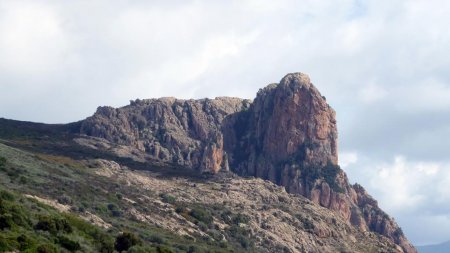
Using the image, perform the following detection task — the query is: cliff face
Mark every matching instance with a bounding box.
[80,97,250,173]
[79,73,416,253]
[223,73,338,181]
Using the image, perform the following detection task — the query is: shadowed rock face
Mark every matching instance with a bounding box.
[79,73,416,253]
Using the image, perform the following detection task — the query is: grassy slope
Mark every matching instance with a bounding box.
[0,143,254,253]
[0,187,114,252]
[0,120,401,253]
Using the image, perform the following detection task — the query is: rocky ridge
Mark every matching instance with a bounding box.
[90,159,404,253]
[78,73,416,253]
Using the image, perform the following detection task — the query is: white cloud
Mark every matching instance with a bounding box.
[395,78,450,113]
[344,155,450,244]
[339,151,358,168]
[370,156,427,212]
[358,82,388,104]
[0,1,70,75]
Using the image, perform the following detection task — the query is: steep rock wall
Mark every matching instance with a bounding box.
[78,73,416,253]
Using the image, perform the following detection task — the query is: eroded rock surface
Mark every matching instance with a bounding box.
[80,97,250,172]
[78,73,416,253]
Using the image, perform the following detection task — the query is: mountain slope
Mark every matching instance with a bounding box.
[0,72,416,252]
[75,73,415,253]
[0,142,400,252]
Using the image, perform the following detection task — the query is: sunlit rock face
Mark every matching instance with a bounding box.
[79,73,416,253]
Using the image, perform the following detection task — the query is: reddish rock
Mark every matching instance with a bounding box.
[79,72,416,253]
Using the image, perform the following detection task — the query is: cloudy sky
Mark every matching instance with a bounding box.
[1,0,449,246]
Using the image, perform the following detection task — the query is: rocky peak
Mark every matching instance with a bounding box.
[78,73,416,253]
[227,72,337,167]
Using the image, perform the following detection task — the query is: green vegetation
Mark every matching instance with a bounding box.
[159,193,176,204]
[300,162,345,193]
[115,232,142,252]
[0,156,6,168]
[276,141,345,192]
[0,143,259,252]
[189,206,213,226]
[0,188,114,252]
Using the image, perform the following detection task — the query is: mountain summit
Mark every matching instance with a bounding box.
[0,73,416,252]
[76,73,415,253]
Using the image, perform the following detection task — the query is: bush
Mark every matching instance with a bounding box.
[19,176,28,184]
[36,243,58,253]
[0,214,13,230]
[0,235,15,251]
[0,190,15,201]
[231,214,250,225]
[115,232,141,252]
[237,235,250,249]
[189,207,213,225]
[148,235,164,244]
[226,225,253,250]
[160,193,176,204]
[0,157,6,168]
[108,203,123,217]
[127,245,158,253]
[107,203,118,211]
[175,205,186,214]
[63,213,115,252]
[9,205,30,227]
[58,236,81,252]
[34,216,73,234]
[17,234,37,251]
[57,195,72,205]
[98,234,115,253]
[156,245,175,253]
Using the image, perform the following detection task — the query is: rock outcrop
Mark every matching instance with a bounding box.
[78,73,416,253]
[80,97,250,172]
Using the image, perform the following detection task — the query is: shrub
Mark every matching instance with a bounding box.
[156,245,175,253]
[226,224,254,250]
[34,216,72,234]
[57,195,72,205]
[36,243,58,253]
[127,245,155,253]
[295,215,314,231]
[0,190,15,201]
[17,234,37,251]
[107,203,118,211]
[9,205,30,228]
[58,236,81,252]
[160,193,176,204]
[0,157,6,168]
[98,234,115,253]
[0,235,15,251]
[237,235,250,249]
[19,176,28,184]
[107,203,122,217]
[0,214,13,230]
[189,207,213,225]
[187,245,199,253]
[175,205,186,214]
[231,214,250,225]
[148,235,164,244]
[114,232,141,252]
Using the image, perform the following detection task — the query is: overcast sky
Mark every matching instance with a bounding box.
[1,0,449,246]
